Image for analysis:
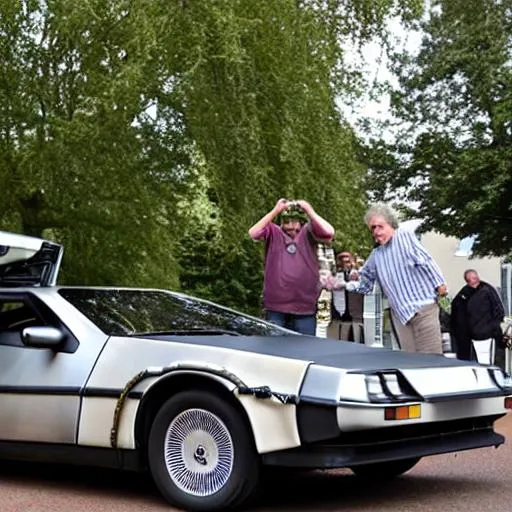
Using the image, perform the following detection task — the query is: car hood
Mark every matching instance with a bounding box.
[139,333,466,371]
[0,231,63,287]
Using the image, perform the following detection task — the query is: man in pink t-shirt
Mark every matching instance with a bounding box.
[248,198,335,335]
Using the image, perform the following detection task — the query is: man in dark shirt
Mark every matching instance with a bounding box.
[451,269,505,364]
[248,198,334,335]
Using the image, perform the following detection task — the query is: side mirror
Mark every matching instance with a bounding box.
[22,326,65,349]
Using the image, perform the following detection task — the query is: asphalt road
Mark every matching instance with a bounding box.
[1,414,512,512]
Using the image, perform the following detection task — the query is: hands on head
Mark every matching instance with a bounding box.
[274,198,310,214]
[274,198,289,214]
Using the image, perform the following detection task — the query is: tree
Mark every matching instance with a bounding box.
[165,0,425,307]
[162,0,425,247]
[0,0,424,309]
[366,0,512,256]
[0,0,191,287]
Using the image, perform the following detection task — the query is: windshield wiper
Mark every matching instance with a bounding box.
[126,329,241,337]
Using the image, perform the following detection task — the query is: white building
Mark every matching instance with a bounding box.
[401,220,507,305]
[420,231,502,296]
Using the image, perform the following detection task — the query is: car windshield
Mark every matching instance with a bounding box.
[58,288,293,337]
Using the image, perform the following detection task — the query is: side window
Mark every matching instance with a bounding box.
[0,299,46,347]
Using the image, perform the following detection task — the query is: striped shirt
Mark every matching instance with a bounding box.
[345,229,445,325]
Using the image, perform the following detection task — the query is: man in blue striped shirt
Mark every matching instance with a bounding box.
[340,203,448,354]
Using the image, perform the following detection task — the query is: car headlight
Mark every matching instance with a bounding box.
[365,371,420,403]
[490,368,505,388]
[365,374,388,401]
[489,368,512,390]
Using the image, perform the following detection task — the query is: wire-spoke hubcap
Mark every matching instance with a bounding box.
[165,408,234,497]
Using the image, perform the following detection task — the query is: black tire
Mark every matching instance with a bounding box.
[148,390,259,511]
[350,457,421,479]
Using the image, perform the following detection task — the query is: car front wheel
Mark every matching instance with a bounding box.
[350,457,421,479]
[148,390,259,511]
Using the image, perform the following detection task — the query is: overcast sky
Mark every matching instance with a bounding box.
[339,17,423,140]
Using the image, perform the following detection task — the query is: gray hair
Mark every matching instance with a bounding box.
[364,202,400,229]
[463,268,478,280]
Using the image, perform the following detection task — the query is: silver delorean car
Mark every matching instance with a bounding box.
[0,230,510,511]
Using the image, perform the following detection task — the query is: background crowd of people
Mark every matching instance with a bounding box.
[249,198,508,369]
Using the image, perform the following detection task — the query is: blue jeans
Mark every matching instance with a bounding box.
[265,310,316,336]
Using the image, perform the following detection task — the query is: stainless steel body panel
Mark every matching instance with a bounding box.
[0,288,109,443]
[82,336,310,452]
[0,394,81,442]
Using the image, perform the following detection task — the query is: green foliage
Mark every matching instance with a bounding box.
[366,0,512,257]
[175,174,263,315]
[0,0,190,285]
[179,231,265,317]
[162,1,365,235]
[0,0,423,311]
[437,294,451,314]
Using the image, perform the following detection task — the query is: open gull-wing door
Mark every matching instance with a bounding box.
[0,231,63,287]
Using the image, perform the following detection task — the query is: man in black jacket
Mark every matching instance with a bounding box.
[450,269,505,364]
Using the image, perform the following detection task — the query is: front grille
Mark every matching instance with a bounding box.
[318,415,501,446]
